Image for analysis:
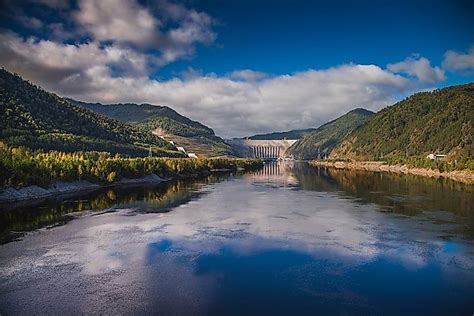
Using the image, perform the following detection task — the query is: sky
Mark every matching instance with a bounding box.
[0,0,473,138]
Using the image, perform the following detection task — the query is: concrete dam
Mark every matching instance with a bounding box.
[226,139,298,159]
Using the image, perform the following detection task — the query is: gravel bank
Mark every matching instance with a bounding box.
[0,174,168,204]
[310,161,474,185]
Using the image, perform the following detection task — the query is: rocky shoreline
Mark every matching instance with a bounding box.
[310,161,474,185]
[0,173,170,204]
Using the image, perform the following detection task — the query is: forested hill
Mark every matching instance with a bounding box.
[246,128,315,140]
[0,69,179,157]
[287,108,374,159]
[330,84,474,161]
[71,100,215,136]
[73,100,234,157]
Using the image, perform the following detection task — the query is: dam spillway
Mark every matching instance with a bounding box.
[226,139,298,159]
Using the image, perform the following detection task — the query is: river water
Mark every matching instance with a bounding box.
[1,162,473,315]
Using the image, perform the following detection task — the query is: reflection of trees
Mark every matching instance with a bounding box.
[0,174,230,244]
[300,166,474,237]
[323,168,473,215]
[292,163,340,192]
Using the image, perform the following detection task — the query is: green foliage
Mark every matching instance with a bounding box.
[135,116,234,156]
[0,143,263,189]
[72,100,214,133]
[72,99,234,156]
[331,84,474,161]
[137,116,214,137]
[383,155,474,171]
[288,108,374,159]
[106,171,117,183]
[0,69,177,156]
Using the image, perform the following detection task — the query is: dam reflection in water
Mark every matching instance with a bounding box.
[0,162,473,315]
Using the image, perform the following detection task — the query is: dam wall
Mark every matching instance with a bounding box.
[226,139,298,159]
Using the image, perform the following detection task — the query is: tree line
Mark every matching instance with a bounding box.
[0,143,262,189]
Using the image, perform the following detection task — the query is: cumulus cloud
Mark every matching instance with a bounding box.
[0,32,149,81]
[0,31,412,137]
[73,0,216,65]
[443,46,474,74]
[0,1,430,138]
[229,70,268,81]
[387,56,445,84]
[75,0,158,46]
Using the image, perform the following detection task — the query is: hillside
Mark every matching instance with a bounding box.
[73,100,234,157]
[0,69,179,157]
[287,108,374,159]
[72,100,215,134]
[330,84,474,161]
[247,128,315,140]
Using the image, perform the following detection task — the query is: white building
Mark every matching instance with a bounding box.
[426,153,446,161]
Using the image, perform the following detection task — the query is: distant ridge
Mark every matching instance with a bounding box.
[70,100,215,135]
[72,100,234,157]
[246,128,315,140]
[287,108,374,159]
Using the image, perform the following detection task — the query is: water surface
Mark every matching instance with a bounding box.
[1,162,473,315]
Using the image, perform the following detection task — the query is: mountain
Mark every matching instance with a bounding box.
[0,69,180,157]
[71,100,215,134]
[247,128,315,140]
[287,108,374,159]
[73,100,234,157]
[330,84,474,161]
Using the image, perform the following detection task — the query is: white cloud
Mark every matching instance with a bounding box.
[443,46,474,74]
[0,31,412,138]
[162,3,216,45]
[73,0,216,65]
[0,2,430,138]
[229,69,268,81]
[0,32,149,84]
[387,56,445,84]
[75,0,158,46]
[78,65,411,138]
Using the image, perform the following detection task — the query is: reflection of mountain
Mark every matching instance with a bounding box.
[290,165,474,236]
[291,163,340,192]
[124,177,219,214]
[0,174,229,244]
[322,168,474,218]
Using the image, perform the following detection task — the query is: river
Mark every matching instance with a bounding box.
[1,162,473,315]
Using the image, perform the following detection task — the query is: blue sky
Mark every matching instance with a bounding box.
[0,0,473,137]
[162,0,473,81]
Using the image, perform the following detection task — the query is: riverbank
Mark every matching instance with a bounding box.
[1,155,263,205]
[0,165,254,204]
[310,160,474,184]
[0,173,175,204]
[0,144,263,203]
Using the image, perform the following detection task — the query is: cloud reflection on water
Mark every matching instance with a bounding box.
[1,162,473,314]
